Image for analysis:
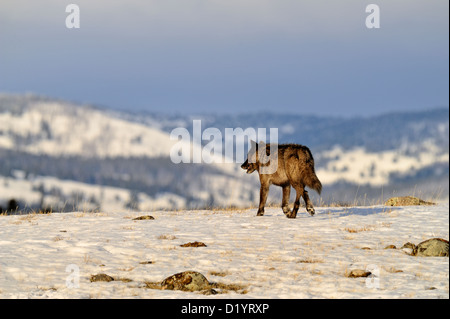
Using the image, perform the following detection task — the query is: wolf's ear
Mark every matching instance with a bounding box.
[258,141,270,155]
[250,140,257,149]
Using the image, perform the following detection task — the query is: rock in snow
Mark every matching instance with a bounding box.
[413,238,449,257]
[161,271,210,292]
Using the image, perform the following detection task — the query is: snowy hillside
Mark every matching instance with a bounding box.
[0,95,183,158]
[0,203,448,298]
[0,94,254,211]
[0,94,448,211]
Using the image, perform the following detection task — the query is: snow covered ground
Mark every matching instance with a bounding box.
[0,203,448,299]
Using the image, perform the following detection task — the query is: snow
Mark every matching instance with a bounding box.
[0,102,180,158]
[0,100,247,178]
[1,175,178,212]
[0,170,257,212]
[0,203,448,299]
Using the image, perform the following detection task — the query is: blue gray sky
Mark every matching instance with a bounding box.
[0,0,448,116]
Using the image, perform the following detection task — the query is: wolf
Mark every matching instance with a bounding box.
[241,141,322,218]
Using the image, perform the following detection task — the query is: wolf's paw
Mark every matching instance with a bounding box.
[306,207,315,216]
[282,207,291,215]
[286,212,297,219]
[256,210,265,216]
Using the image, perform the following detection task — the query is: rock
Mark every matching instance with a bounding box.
[402,242,416,250]
[90,273,115,282]
[400,242,416,255]
[133,215,155,220]
[415,238,449,257]
[180,241,207,247]
[345,269,372,278]
[384,245,396,249]
[161,271,210,292]
[401,238,449,257]
[385,196,435,206]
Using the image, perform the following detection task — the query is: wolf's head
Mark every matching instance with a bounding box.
[241,140,266,174]
[241,158,257,174]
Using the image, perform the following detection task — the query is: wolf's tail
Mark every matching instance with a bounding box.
[299,147,322,195]
[305,170,322,195]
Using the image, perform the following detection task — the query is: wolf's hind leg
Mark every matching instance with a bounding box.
[286,187,301,219]
[302,190,315,216]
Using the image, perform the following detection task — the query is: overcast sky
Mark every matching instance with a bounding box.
[0,0,448,116]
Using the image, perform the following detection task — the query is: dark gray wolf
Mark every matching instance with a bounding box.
[241,141,322,218]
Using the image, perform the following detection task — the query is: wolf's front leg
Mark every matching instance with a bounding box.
[257,183,270,216]
[281,185,291,215]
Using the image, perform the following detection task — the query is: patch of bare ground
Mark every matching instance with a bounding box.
[132,215,155,220]
[180,241,207,247]
[90,273,133,283]
[297,257,324,264]
[208,270,230,277]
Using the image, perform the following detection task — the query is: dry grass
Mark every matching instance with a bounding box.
[344,225,376,233]
[83,253,92,264]
[52,235,64,242]
[297,257,324,264]
[74,211,108,218]
[118,266,136,272]
[210,282,248,294]
[208,270,230,277]
[157,234,177,240]
[8,213,41,225]
[382,266,403,274]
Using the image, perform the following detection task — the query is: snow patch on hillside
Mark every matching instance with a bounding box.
[316,144,449,186]
[0,171,259,212]
[0,101,180,158]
